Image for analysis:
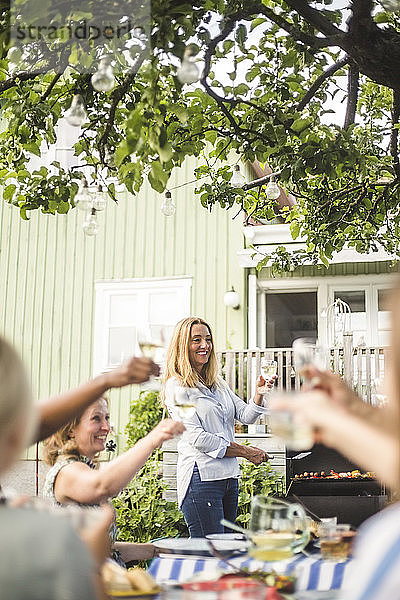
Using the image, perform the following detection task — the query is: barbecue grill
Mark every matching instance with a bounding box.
[285,444,387,527]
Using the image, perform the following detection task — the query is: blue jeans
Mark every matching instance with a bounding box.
[181,465,239,538]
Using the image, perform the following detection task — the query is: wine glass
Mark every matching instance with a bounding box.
[171,387,196,421]
[292,338,326,383]
[137,325,166,390]
[258,358,277,393]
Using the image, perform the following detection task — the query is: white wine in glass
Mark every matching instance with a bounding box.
[138,340,162,362]
[137,325,166,390]
[260,359,277,379]
[259,359,277,393]
[173,388,196,420]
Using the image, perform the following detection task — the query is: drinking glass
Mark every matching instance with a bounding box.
[268,391,314,450]
[259,358,277,393]
[292,338,327,379]
[137,325,166,390]
[248,496,309,561]
[320,524,352,562]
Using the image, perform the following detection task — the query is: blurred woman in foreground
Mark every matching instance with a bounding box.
[0,336,109,600]
[270,285,400,600]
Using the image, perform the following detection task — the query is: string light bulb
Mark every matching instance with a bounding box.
[74,180,93,211]
[161,191,176,216]
[65,94,88,127]
[265,175,281,200]
[83,208,99,236]
[92,184,108,211]
[177,47,200,85]
[91,57,115,92]
[231,164,246,188]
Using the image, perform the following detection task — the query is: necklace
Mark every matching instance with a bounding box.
[79,455,96,470]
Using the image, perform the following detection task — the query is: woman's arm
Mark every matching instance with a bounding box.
[230,375,276,423]
[53,419,184,504]
[224,442,270,465]
[35,357,158,442]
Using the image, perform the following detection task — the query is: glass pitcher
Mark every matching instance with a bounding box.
[248,496,310,561]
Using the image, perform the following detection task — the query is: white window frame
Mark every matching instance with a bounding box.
[254,274,395,349]
[93,276,192,375]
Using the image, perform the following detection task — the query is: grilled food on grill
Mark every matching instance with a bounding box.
[294,469,374,480]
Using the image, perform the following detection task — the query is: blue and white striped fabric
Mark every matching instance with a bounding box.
[148,552,355,592]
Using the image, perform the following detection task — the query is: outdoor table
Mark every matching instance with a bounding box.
[148,549,355,592]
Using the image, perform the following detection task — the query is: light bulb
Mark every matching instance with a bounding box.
[92,184,107,211]
[177,56,200,85]
[161,191,176,216]
[74,180,93,211]
[83,209,99,236]
[265,176,281,200]
[381,0,400,10]
[231,164,246,188]
[65,94,88,127]
[91,58,115,92]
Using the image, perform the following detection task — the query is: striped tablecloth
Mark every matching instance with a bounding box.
[148,552,356,592]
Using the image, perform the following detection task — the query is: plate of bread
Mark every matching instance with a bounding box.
[102,560,160,598]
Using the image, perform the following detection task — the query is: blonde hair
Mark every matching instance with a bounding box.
[0,336,33,448]
[43,396,109,466]
[161,317,219,400]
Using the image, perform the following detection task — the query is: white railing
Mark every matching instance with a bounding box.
[217,342,388,405]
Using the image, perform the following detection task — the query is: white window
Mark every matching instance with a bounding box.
[255,274,394,349]
[93,277,192,375]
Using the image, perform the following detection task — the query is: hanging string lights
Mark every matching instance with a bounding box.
[91,184,108,211]
[265,175,281,200]
[230,164,246,188]
[65,94,88,127]
[73,179,109,236]
[160,190,176,216]
[74,180,93,211]
[177,46,200,85]
[82,208,99,236]
[91,57,115,92]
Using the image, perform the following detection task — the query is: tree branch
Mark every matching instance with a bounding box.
[344,62,359,129]
[282,0,344,38]
[98,55,146,163]
[258,5,343,49]
[297,56,349,112]
[390,89,400,180]
[200,14,262,143]
[0,69,44,93]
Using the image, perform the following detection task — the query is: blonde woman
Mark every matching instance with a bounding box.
[162,317,275,538]
[0,336,111,600]
[43,396,184,565]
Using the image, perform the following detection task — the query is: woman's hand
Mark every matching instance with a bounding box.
[254,375,277,405]
[147,418,185,447]
[103,357,160,388]
[244,446,271,465]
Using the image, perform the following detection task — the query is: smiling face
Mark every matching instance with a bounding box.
[70,398,110,459]
[188,323,212,375]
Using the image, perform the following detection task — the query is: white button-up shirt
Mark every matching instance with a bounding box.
[164,376,263,506]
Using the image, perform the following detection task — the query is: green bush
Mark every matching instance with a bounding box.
[237,458,285,526]
[113,390,187,543]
